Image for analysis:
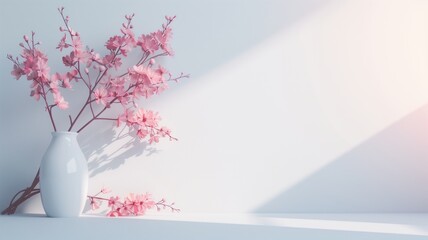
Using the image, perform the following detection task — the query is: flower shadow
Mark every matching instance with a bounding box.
[79,125,160,178]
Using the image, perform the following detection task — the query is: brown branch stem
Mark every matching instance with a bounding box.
[1,170,40,215]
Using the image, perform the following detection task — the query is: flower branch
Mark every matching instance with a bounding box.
[88,188,180,217]
[3,7,186,215]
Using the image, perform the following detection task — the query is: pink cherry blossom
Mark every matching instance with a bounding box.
[101,187,111,194]
[136,128,149,139]
[107,210,120,217]
[154,28,174,55]
[30,86,42,101]
[102,53,122,70]
[71,36,82,52]
[53,93,69,109]
[105,35,124,51]
[11,65,24,80]
[149,134,159,144]
[62,52,76,67]
[137,34,159,53]
[66,69,78,81]
[94,88,108,106]
[87,188,179,217]
[56,34,68,51]
[159,127,171,137]
[90,198,101,210]
[108,196,120,208]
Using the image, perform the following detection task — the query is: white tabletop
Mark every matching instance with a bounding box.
[1,213,428,240]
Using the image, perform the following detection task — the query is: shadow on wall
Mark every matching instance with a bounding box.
[79,126,159,177]
[255,104,428,213]
[71,0,335,177]
[76,0,335,176]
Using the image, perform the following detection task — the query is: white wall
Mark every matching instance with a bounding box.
[1,0,428,214]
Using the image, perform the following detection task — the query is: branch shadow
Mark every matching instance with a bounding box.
[79,126,160,178]
[254,104,428,213]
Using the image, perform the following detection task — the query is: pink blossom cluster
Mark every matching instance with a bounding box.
[7,7,188,141]
[8,33,74,110]
[88,188,179,217]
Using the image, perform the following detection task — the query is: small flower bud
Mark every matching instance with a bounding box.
[99,65,106,72]
[165,15,176,21]
[149,59,155,65]
[84,68,89,74]
[23,35,29,42]
[19,43,25,47]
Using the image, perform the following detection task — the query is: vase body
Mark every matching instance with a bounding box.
[40,131,88,217]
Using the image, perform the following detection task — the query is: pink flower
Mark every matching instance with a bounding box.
[117,109,134,127]
[105,35,124,51]
[11,65,24,80]
[62,52,76,67]
[123,193,155,215]
[72,37,82,51]
[30,86,42,101]
[107,210,120,217]
[62,78,71,88]
[56,34,68,51]
[87,189,179,217]
[102,53,122,70]
[159,127,171,137]
[94,88,108,105]
[154,28,174,55]
[66,69,78,81]
[108,196,120,208]
[141,193,155,209]
[165,15,176,22]
[143,110,160,127]
[90,198,101,210]
[124,193,140,213]
[101,187,111,194]
[121,28,137,53]
[149,134,159,144]
[119,206,131,216]
[86,50,101,67]
[137,34,159,53]
[53,93,69,109]
[136,128,149,139]
[7,10,183,148]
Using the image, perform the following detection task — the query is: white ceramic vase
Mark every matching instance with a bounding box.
[40,131,88,217]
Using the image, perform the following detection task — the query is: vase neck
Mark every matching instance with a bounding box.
[51,131,78,138]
